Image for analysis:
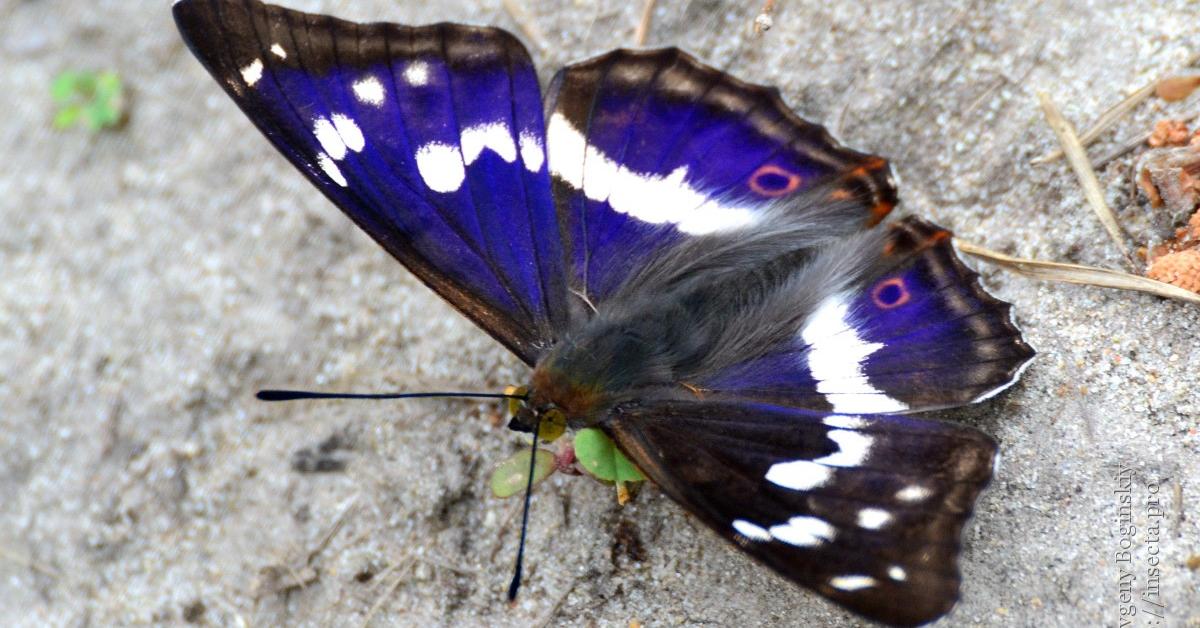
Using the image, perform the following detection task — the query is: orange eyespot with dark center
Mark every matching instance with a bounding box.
[748,164,802,197]
[872,277,910,309]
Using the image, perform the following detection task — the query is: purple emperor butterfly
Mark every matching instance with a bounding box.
[174,1,1034,624]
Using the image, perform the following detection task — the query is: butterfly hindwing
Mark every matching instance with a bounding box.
[695,217,1035,413]
[608,399,997,627]
[544,48,898,309]
[174,0,568,364]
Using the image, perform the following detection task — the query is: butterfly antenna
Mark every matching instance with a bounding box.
[256,390,526,402]
[507,413,543,602]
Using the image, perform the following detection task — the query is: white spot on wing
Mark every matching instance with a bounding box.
[800,293,910,414]
[519,130,545,172]
[415,142,466,193]
[896,485,932,502]
[317,153,347,187]
[313,117,347,160]
[461,122,517,164]
[856,508,892,530]
[332,114,365,153]
[766,460,832,491]
[270,43,287,59]
[768,516,836,547]
[830,575,877,591]
[240,58,263,87]
[404,60,430,86]
[814,430,873,467]
[546,112,757,235]
[823,415,868,429]
[732,519,772,542]
[888,566,907,581]
[547,113,586,185]
[353,76,386,107]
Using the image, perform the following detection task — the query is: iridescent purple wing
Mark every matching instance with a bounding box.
[545,48,897,309]
[608,399,996,626]
[696,218,1035,413]
[174,0,567,364]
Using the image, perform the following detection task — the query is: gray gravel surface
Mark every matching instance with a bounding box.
[2,0,1198,626]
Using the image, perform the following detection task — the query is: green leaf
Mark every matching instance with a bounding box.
[53,106,81,130]
[489,448,556,498]
[573,428,645,483]
[83,103,110,131]
[50,70,125,131]
[95,72,121,99]
[51,72,79,103]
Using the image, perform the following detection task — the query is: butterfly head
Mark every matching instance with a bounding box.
[500,363,608,436]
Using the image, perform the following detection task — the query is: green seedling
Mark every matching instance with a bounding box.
[573,428,645,504]
[51,70,125,131]
[490,448,556,498]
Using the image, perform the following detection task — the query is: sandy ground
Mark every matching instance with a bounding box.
[2,0,1199,626]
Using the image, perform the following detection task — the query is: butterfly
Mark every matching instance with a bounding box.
[173,1,1035,625]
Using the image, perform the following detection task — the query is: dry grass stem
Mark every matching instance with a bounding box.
[1037,92,1134,264]
[1032,51,1200,164]
[634,0,657,46]
[0,545,62,579]
[307,499,360,564]
[360,560,414,628]
[501,0,548,52]
[1093,109,1200,170]
[754,0,777,35]
[956,240,1200,304]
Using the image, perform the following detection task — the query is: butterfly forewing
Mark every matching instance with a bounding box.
[544,48,898,308]
[174,0,569,364]
[609,399,997,627]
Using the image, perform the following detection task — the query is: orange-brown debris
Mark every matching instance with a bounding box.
[1155,75,1200,102]
[1139,167,1164,207]
[1148,119,1191,148]
[1145,206,1200,262]
[1136,144,1200,212]
[1147,249,1200,293]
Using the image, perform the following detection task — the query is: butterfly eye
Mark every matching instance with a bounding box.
[538,407,568,442]
[871,277,910,309]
